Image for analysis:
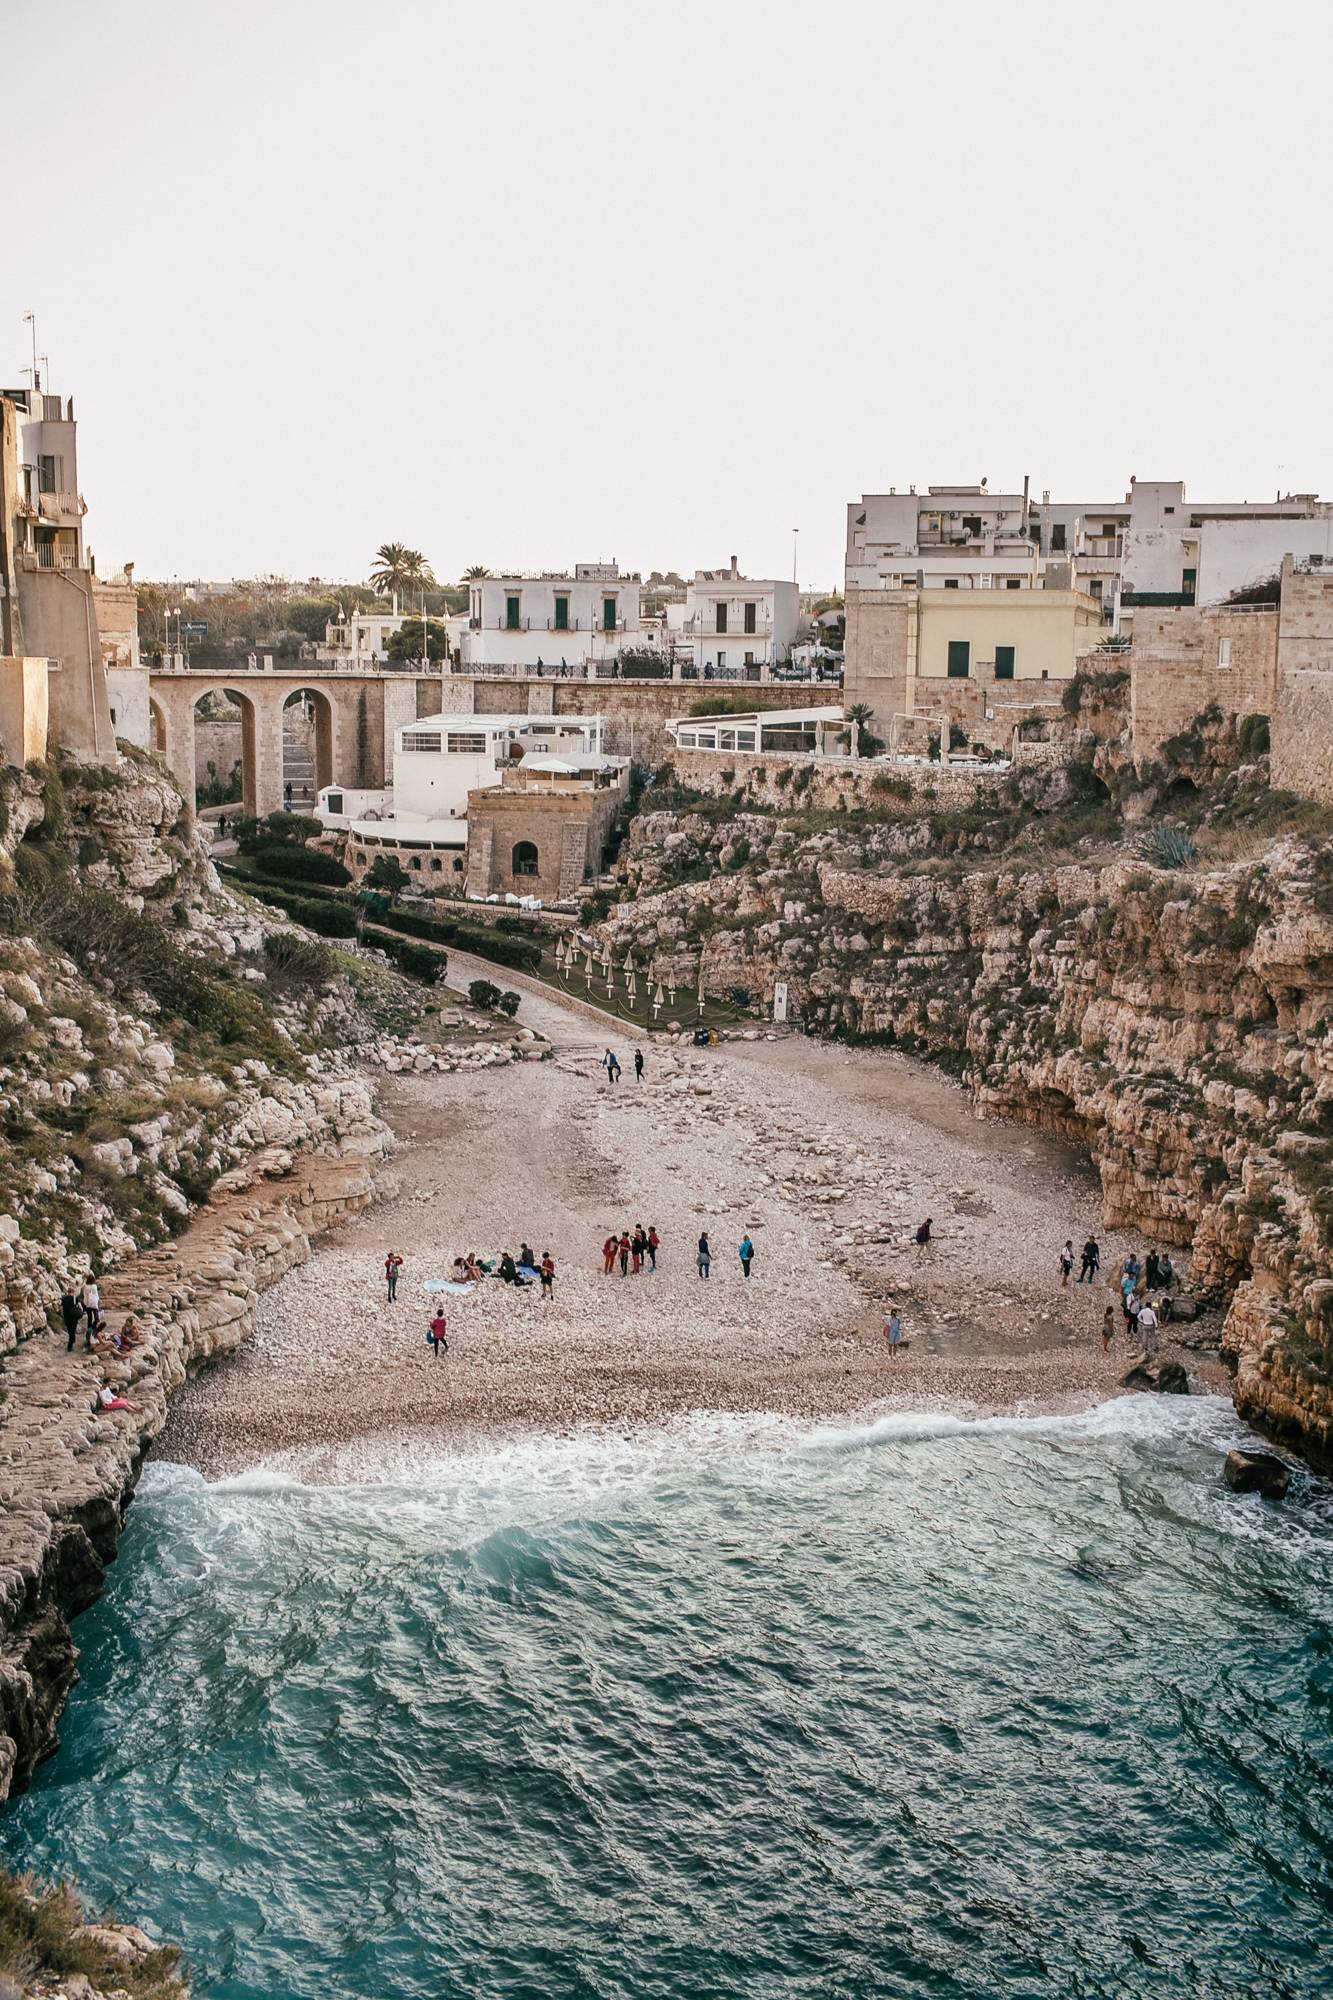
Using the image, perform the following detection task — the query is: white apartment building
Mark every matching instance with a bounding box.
[847,479,1333,623]
[391,712,608,821]
[674,560,800,675]
[460,563,641,669]
[314,607,405,669]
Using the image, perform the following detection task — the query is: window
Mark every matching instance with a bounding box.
[717,651,727,670]
[453,857,464,872]
[947,640,970,678]
[1006,578,1022,590]
[401,731,444,752]
[1164,506,1175,515]
[744,602,757,634]
[994,645,1015,681]
[1051,524,1067,551]
[512,840,540,876]
[326,792,344,814]
[963,515,982,536]
[1218,638,1232,668]
[554,595,569,631]
[409,856,421,870]
[716,602,729,634]
[944,578,960,590]
[1102,524,1118,536]
[506,595,521,630]
[38,455,57,494]
[603,597,617,632]
[430,857,442,871]
[1182,568,1197,600]
[744,652,755,667]
[1088,580,1103,599]
[446,732,487,753]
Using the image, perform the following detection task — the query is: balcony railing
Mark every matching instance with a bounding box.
[24,542,80,571]
[37,491,86,520]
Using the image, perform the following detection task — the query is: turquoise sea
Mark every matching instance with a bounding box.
[4,1395,1332,1999]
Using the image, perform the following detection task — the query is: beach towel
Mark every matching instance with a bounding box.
[424,1279,474,1295]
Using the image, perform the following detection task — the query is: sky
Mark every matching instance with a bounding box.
[4,0,1330,591]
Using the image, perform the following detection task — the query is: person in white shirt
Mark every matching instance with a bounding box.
[1136,1302,1159,1349]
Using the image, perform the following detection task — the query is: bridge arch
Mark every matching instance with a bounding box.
[193,686,260,817]
[281,686,335,806]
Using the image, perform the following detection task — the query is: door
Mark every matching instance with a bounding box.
[947,640,971,678]
[994,645,1015,680]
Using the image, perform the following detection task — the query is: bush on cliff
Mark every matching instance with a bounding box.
[0,1871,188,1999]
[375,934,443,984]
[250,843,351,888]
[242,881,360,937]
[262,932,340,991]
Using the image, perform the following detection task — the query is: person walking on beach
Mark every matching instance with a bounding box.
[634,1048,644,1084]
[1078,1237,1100,1284]
[697,1232,711,1279]
[384,1251,403,1303]
[427,1310,448,1358]
[884,1306,903,1358]
[602,1049,621,1086]
[647,1227,660,1272]
[618,1232,631,1276]
[738,1234,755,1280]
[81,1277,102,1347]
[602,1231,618,1276]
[540,1252,555,1301]
[1059,1240,1074,1288]
[1101,1305,1115,1353]
[60,1281,82,1353]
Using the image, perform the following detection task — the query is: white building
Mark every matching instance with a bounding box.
[846,478,1333,625]
[460,563,641,669]
[667,705,845,755]
[315,607,406,669]
[677,561,800,676]
[391,712,608,822]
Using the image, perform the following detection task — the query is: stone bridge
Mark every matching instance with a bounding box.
[148,665,443,817]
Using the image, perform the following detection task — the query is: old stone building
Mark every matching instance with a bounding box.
[1128,603,1278,763]
[465,760,628,904]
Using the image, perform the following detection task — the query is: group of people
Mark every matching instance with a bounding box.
[695,1232,755,1279]
[57,1276,146,1416]
[602,1227,660,1276]
[1058,1237,1181,1352]
[601,1048,645,1086]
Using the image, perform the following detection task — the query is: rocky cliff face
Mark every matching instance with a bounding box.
[601,741,1333,1467]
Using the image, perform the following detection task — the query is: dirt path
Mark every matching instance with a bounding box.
[158,979,1176,1478]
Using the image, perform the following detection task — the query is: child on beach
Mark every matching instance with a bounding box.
[884,1307,903,1357]
[427,1311,448,1357]
[540,1253,555,1300]
[384,1251,403,1303]
[647,1227,660,1271]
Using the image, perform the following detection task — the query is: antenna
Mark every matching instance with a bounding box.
[21,310,37,389]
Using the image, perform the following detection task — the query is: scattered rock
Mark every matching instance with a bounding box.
[1121,1357,1190,1395]
[1223,1448,1290,1499]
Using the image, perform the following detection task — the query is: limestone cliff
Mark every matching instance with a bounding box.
[600,737,1333,1468]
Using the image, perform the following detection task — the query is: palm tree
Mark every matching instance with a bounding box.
[462,565,490,580]
[370,544,435,599]
[846,702,876,757]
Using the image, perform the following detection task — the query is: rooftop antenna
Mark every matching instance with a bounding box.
[21,310,37,389]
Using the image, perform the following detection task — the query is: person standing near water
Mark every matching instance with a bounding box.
[1059,1240,1074,1287]
[384,1251,403,1303]
[884,1306,903,1357]
[738,1234,755,1280]
[697,1232,711,1279]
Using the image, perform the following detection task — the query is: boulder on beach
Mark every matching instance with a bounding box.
[1223,1448,1290,1499]
[1121,1357,1190,1395]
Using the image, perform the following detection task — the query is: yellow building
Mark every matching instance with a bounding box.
[844,585,1104,745]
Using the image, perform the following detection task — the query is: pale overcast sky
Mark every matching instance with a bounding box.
[5,0,1329,589]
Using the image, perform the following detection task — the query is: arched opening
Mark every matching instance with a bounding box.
[282,688,334,809]
[1163,774,1199,808]
[148,698,167,755]
[193,689,254,815]
[512,840,540,877]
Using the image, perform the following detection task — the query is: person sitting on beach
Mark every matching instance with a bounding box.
[113,1315,145,1352]
[465,1253,488,1281]
[96,1382,140,1414]
[519,1243,538,1274]
[915,1219,933,1247]
[498,1253,528,1287]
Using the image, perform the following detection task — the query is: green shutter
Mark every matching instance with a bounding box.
[506,595,520,630]
[994,645,1015,680]
[1182,568,1197,601]
[604,597,617,632]
[947,640,971,678]
[555,597,569,631]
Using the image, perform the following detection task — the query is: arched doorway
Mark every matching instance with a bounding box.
[512,839,540,877]
[193,688,258,816]
[282,688,334,809]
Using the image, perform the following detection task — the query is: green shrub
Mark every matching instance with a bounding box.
[262,932,338,989]
[377,905,541,971]
[235,811,323,850]
[497,990,521,1018]
[241,881,359,936]
[1238,713,1271,757]
[251,843,351,887]
[376,934,442,983]
[469,977,502,1010]
[1137,825,1198,870]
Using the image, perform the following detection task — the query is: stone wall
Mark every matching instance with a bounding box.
[1275,560,1333,673]
[1272,669,1333,805]
[1128,605,1277,763]
[666,746,1015,813]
